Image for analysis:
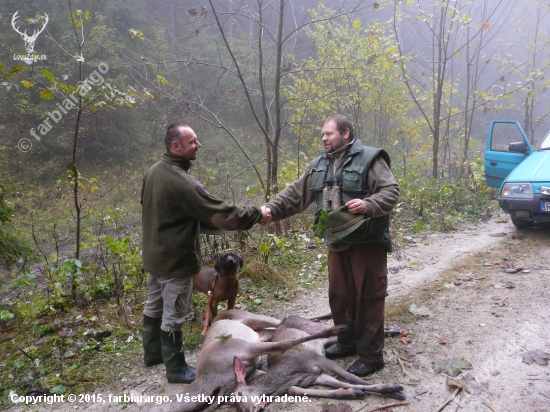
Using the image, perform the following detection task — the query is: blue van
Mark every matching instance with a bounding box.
[484,120,550,229]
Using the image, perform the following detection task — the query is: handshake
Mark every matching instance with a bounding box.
[259,206,272,227]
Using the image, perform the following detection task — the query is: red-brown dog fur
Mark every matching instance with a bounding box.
[193,251,243,321]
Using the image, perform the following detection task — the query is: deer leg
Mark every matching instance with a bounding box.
[322,335,338,347]
[287,385,365,399]
[245,325,344,359]
[212,309,281,330]
[313,372,369,389]
[306,352,373,385]
[313,358,405,398]
[313,374,406,400]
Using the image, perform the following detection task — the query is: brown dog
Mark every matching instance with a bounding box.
[193,251,243,322]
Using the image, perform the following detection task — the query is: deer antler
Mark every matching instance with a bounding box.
[11,12,49,41]
[29,13,49,41]
[11,11,27,38]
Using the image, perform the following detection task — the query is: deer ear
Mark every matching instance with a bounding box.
[233,356,247,383]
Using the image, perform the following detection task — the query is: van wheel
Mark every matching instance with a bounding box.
[511,218,533,229]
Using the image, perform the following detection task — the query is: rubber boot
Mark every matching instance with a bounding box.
[161,330,196,384]
[142,315,163,367]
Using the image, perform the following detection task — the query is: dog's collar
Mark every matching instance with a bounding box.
[218,273,237,280]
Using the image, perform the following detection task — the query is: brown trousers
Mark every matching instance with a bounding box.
[328,243,388,363]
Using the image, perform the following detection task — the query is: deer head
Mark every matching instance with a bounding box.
[12,11,49,54]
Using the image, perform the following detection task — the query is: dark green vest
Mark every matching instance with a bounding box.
[309,140,393,251]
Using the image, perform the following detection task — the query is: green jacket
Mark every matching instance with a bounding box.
[309,140,393,251]
[141,152,262,278]
[266,139,399,252]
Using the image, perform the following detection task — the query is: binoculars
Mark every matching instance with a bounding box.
[322,178,342,211]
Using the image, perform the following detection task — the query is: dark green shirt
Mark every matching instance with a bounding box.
[141,152,262,278]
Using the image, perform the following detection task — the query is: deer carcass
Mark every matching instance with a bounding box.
[144,310,344,412]
[232,315,405,411]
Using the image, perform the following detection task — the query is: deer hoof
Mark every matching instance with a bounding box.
[352,389,365,399]
[389,391,406,401]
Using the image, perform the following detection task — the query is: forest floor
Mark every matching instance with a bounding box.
[7,210,550,412]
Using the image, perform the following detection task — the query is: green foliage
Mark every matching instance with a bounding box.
[313,210,329,238]
[101,234,144,302]
[259,233,289,264]
[0,309,14,321]
[285,5,414,156]
[0,181,35,269]
[395,171,492,233]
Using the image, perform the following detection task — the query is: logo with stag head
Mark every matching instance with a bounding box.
[12,11,49,62]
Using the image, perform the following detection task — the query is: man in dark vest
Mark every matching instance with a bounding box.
[141,123,270,383]
[262,114,399,376]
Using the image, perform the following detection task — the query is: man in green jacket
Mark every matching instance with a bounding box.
[141,123,269,384]
[262,114,399,376]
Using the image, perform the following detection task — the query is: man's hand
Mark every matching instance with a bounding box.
[259,206,272,227]
[345,199,367,215]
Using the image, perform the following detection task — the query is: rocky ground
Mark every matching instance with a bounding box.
[8,211,550,412]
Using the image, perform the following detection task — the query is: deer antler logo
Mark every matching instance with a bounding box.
[12,11,49,55]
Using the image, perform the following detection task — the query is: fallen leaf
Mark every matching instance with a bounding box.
[494,281,515,289]
[446,376,487,395]
[521,351,550,366]
[400,336,412,344]
[409,304,433,317]
[434,358,473,377]
[491,310,505,317]
[446,376,470,391]
[435,333,456,345]
[406,346,423,356]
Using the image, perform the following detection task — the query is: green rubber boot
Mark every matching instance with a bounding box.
[160,330,196,384]
[142,315,163,367]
